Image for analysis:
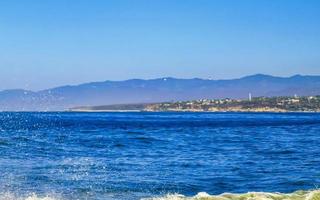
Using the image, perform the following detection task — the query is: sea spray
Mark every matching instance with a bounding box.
[0,193,58,200]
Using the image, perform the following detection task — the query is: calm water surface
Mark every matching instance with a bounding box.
[0,112,319,199]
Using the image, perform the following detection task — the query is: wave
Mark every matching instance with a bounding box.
[0,190,319,200]
[143,190,320,200]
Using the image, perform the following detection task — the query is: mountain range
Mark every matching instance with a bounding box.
[1,74,320,111]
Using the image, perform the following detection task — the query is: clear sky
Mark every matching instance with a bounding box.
[0,0,319,91]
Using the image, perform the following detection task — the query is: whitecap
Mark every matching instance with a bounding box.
[143,190,320,200]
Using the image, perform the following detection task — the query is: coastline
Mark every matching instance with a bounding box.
[67,109,142,112]
[68,96,320,113]
[67,109,320,113]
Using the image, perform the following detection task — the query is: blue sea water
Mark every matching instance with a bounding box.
[0,112,319,200]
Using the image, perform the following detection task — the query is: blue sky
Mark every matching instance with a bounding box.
[0,0,319,90]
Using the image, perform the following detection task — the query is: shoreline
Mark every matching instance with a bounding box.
[2,110,320,113]
[66,109,320,113]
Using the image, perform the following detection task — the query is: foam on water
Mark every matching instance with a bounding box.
[1,190,320,200]
[144,190,320,200]
[0,193,58,200]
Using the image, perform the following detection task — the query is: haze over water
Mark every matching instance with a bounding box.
[0,112,319,200]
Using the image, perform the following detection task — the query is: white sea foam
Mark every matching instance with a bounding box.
[143,190,320,200]
[0,190,319,200]
[0,193,58,200]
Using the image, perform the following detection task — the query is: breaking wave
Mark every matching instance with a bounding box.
[0,190,319,200]
[144,190,320,200]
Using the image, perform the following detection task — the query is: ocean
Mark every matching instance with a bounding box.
[0,112,319,200]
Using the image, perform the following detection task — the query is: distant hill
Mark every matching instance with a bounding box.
[1,74,320,111]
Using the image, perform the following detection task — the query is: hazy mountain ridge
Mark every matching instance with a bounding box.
[1,74,320,111]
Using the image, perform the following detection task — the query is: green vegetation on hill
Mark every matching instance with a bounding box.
[70,96,320,112]
[145,96,320,112]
